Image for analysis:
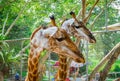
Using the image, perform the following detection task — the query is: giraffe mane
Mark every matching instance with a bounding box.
[30,26,48,40]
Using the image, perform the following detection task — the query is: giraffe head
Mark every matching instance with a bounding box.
[61,11,96,43]
[31,27,85,63]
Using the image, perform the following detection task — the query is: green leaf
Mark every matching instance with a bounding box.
[0,51,5,63]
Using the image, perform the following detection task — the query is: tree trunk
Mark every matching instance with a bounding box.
[88,42,120,81]
[0,71,4,81]
[98,42,120,81]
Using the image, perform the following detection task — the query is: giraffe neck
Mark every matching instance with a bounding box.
[56,38,81,81]
[55,55,68,81]
[25,44,41,81]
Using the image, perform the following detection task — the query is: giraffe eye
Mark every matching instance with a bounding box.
[56,38,65,42]
[75,26,79,28]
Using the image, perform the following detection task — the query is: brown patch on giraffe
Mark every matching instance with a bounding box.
[63,65,67,71]
[33,68,37,74]
[28,59,33,70]
[59,70,64,79]
[31,72,38,77]
[64,72,67,79]
[32,55,38,64]
[33,76,38,81]
[32,43,38,49]
[34,62,38,69]
[28,73,32,81]
[29,52,33,58]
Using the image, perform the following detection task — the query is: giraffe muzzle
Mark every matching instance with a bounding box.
[71,50,85,63]
[88,33,96,43]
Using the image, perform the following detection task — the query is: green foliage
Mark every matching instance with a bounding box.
[110,59,120,72]
[0,42,21,75]
[0,0,82,39]
[0,34,5,40]
[42,75,54,81]
[101,32,120,54]
[0,0,119,39]
[50,52,59,61]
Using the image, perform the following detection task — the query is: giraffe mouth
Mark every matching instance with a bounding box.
[73,53,85,63]
[63,49,85,63]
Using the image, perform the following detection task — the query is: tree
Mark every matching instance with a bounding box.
[88,42,120,81]
[98,42,120,81]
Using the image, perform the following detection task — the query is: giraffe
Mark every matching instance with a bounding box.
[49,11,96,81]
[25,24,85,81]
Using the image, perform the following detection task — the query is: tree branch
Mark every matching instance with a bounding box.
[77,8,82,20]
[98,42,120,81]
[90,9,104,30]
[90,0,113,29]
[18,43,30,55]
[0,38,29,42]
[90,0,114,30]
[4,2,28,36]
[81,0,86,20]
[88,42,120,81]
[83,0,100,23]
[77,3,89,20]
